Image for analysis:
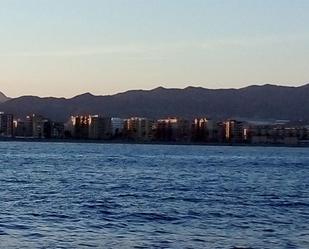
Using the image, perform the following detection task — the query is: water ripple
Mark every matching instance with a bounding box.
[0,142,308,248]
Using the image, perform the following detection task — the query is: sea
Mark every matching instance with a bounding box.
[0,142,308,249]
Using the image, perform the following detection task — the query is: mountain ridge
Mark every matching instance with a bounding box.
[0,84,309,122]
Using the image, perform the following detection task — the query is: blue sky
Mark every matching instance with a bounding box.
[0,0,309,97]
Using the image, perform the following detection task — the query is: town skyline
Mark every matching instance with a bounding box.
[1,83,309,123]
[1,112,309,147]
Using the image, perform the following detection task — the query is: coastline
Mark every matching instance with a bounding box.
[0,137,308,148]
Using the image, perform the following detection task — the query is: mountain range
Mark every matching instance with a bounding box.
[0,84,309,122]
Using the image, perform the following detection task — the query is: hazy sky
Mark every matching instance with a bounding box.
[1,0,309,97]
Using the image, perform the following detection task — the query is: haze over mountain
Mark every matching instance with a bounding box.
[0,84,308,122]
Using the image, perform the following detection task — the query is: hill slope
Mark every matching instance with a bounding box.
[0,91,10,103]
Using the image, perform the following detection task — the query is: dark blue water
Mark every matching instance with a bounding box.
[0,142,308,248]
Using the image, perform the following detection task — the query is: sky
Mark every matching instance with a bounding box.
[0,0,309,97]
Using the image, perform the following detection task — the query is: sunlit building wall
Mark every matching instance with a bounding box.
[71,115,91,139]
[224,120,244,143]
[124,117,154,141]
[191,118,217,142]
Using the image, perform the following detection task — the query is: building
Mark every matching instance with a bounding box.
[70,115,112,139]
[224,120,245,143]
[32,114,50,138]
[70,115,90,139]
[44,121,65,139]
[249,123,309,145]
[155,117,191,142]
[13,114,52,138]
[88,115,112,140]
[14,119,33,137]
[124,117,154,141]
[191,118,218,142]
[111,117,124,137]
[0,112,14,137]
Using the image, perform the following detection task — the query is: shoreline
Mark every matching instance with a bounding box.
[0,137,308,148]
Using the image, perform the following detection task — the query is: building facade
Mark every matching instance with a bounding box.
[0,113,14,137]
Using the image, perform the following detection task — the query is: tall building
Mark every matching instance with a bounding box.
[14,118,33,137]
[70,115,112,139]
[0,112,14,137]
[43,121,65,139]
[155,117,190,141]
[111,118,124,136]
[13,114,51,138]
[88,115,112,140]
[124,117,154,141]
[70,115,90,139]
[191,118,217,142]
[224,120,244,143]
[32,114,50,138]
